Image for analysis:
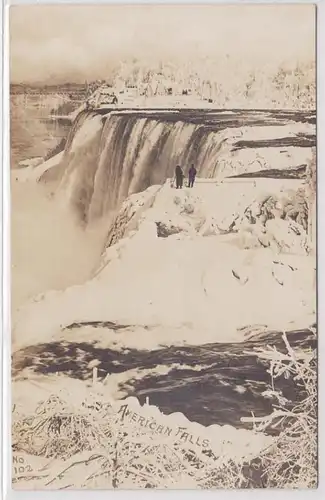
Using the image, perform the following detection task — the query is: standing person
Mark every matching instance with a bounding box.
[188,164,197,188]
[175,165,184,189]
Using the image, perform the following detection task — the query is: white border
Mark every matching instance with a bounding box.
[1,1,324,499]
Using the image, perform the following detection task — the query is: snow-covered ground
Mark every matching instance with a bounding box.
[12,178,315,351]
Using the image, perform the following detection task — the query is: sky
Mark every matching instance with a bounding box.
[9,4,316,84]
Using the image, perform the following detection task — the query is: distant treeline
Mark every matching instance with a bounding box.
[10,83,88,95]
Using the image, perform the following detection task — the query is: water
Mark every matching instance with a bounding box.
[10,94,71,168]
[12,324,315,433]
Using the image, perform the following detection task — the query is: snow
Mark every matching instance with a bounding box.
[12,151,64,183]
[12,179,315,352]
[18,157,44,168]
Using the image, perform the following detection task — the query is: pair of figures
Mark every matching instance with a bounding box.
[175,164,197,189]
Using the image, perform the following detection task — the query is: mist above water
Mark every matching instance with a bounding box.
[11,177,108,313]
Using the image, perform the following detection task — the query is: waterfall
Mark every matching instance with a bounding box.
[53,111,233,222]
[48,109,315,224]
[55,112,104,221]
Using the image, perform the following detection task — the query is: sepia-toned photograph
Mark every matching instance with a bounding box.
[9,3,317,489]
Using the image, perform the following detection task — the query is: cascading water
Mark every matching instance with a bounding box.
[47,109,315,224]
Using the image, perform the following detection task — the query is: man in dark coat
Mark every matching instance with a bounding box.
[175,165,184,189]
[188,164,197,188]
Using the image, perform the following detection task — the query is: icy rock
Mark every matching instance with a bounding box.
[180,203,195,215]
[18,157,44,169]
[266,218,308,255]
